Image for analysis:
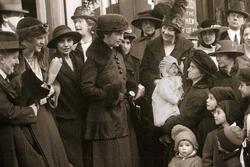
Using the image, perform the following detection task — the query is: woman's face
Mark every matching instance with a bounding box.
[121,38,131,55]
[56,37,74,55]
[104,31,124,47]
[206,93,217,111]
[73,18,91,36]
[187,62,203,81]
[243,27,250,46]
[23,35,46,53]
[141,20,155,36]
[239,81,250,97]
[161,25,176,43]
[216,53,234,69]
[201,30,216,45]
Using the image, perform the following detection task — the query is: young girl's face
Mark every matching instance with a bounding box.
[168,63,179,76]
[178,140,194,157]
[239,81,250,98]
[212,107,227,125]
[206,93,217,111]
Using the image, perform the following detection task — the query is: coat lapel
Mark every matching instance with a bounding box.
[0,75,18,102]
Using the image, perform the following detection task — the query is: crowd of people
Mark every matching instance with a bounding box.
[0,0,250,167]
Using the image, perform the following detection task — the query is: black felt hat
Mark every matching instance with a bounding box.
[96,14,128,32]
[190,49,217,76]
[226,0,249,18]
[47,25,82,49]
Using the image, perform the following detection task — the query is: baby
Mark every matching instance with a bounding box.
[152,55,183,127]
[168,124,202,167]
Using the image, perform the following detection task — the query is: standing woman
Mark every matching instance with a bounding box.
[162,50,217,155]
[130,10,162,62]
[47,25,85,167]
[12,17,70,167]
[81,14,134,167]
[71,2,97,63]
[237,22,250,69]
[190,20,228,67]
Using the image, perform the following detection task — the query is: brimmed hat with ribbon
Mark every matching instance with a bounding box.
[0,0,29,14]
[96,14,128,32]
[190,20,228,36]
[16,17,48,40]
[71,2,96,22]
[47,25,82,49]
[226,0,249,18]
[131,10,162,29]
[190,49,217,77]
[209,40,244,57]
[0,31,24,51]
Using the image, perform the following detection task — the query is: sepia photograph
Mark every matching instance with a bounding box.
[0,0,250,167]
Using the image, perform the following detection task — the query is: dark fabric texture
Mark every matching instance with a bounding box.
[51,51,86,167]
[10,51,70,167]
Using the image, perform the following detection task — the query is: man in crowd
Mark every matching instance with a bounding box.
[0,0,28,32]
[220,0,249,44]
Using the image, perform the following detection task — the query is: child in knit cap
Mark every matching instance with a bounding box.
[203,100,244,167]
[152,55,183,127]
[168,124,202,167]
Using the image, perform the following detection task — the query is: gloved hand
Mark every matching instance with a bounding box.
[103,82,122,108]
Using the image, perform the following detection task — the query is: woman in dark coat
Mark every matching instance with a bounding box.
[0,31,46,167]
[12,17,70,167]
[47,25,85,167]
[211,40,245,125]
[162,50,217,157]
[138,11,193,167]
[80,14,135,167]
[130,10,162,63]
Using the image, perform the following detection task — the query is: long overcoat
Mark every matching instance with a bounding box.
[10,51,70,167]
[81,38,133,167]
[0,75,49,167]
[51,51,85,167]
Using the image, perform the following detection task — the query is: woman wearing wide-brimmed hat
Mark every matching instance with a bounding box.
[12,17,71,167]
[80,14,138,167]
[47,25,86,167]
[130,10,162,62]
[191,20,228,67]
[71,2,97,63]
[210,40,245,126]
[162,49,217,158]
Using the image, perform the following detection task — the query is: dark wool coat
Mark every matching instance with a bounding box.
[123,53,140,167]
[140,35,194,99]
[162,77,210,133]
[202,128,242,167]
[74,43,86,63]
[51,51,85,167]
[0,75,48,167]
[130,35,156,62]
[213,65,245,126]
[81,38,134,167]
[10,51,70,167]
